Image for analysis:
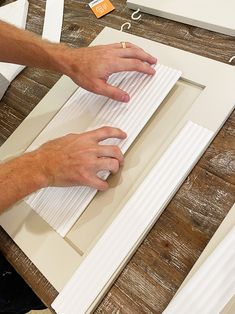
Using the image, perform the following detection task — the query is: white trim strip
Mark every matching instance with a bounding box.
[0,74,10,100]
[0,0,29,29]
[42,0,64,43]
[52,121,214,314]
[0,0,63,101]
[26,64,181,236]
[0,0,28,86]
[163,226,235,314]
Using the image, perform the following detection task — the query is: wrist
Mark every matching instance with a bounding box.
[48,43,75,77]
[20,151,50,190]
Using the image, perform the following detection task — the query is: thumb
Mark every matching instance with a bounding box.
[96,80,130,102]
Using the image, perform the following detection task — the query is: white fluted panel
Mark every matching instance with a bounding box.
[163,226,235,314]
[52,121,214,314]
[26,64,181,236]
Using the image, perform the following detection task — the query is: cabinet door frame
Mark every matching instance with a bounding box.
[0,27,234,312]
[127,0,235,37]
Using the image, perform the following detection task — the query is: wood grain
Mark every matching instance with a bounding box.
[0,0,234,313]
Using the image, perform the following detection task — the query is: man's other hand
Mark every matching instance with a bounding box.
[34,126,127,191]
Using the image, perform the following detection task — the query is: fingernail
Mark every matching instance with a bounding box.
[121,94,130,102]
[152,56,157,63]
[150,67,156,75]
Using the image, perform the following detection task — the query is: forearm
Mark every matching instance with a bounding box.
[0,21,157,101]
[0,21,68,74]
[0,152,47,212]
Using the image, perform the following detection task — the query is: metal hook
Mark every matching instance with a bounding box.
[229,55,235,63]
[131,8,141,21]
[120,22,131,32]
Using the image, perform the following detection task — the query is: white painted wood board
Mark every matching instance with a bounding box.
[163,203,235,314]
[52,121,214,314]
[42,0,64,43]
[127,0,235,37]
[0,0,29,29]
[0,0,29,83]
[163,227,235,314]
[0,27,234,305]
[0,0,63,101]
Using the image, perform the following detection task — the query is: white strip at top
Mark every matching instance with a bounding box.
[26,64,181,237]
[0,0,29,83]
[0,0,28,29]
[0,74,10,100]
[52,121,214,314]
[89,0,104,8]
[42,0,64,43]
[0,0,63,101]
[163,226,235,314]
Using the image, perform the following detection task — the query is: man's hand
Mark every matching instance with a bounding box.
[59,43,157,102]
[0,21,157,102]
[0,127,126,211]
[35,126,126,190]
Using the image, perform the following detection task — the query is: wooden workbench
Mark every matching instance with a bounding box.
[0,0,234,312]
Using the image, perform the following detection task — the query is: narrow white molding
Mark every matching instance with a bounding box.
[26,64,181,236]
[0,74,10,100]
[0,0,63,101]
[163,226,235,314]
[0,0,28,87]
[42,0,64,43]
[0,0,28,29]
[52,121,214,314]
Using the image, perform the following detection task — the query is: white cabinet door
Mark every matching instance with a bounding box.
[0,27,234,313]
[127,0,235,37]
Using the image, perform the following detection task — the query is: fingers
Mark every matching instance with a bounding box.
[97,157,120,174]
[92,42,140,50]
[119,47,157,65]
[84,175,109,191]
[89,126,127,142]
[86,157,121,190]
[112,58,156,75]
[91,43,157,66]
[97,145,124,165]
[79,157,122,191]
[95,80,130,102]
[97,43,157,66]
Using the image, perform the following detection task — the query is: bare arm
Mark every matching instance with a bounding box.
[0,127,126,212]
[0,21,156,212]
[0,21,157,102]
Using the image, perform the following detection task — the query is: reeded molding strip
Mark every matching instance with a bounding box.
[26,64,181,237]
[163,226,235,314]
[52,121,214,314]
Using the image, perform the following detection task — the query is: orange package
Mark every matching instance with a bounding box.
[89,0,115,18]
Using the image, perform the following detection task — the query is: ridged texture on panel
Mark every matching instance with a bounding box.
[164,226,235,314]
[26,64,181,236]
[52,121,214,314]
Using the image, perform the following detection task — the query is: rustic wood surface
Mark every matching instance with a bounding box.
[0,0,235,313]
